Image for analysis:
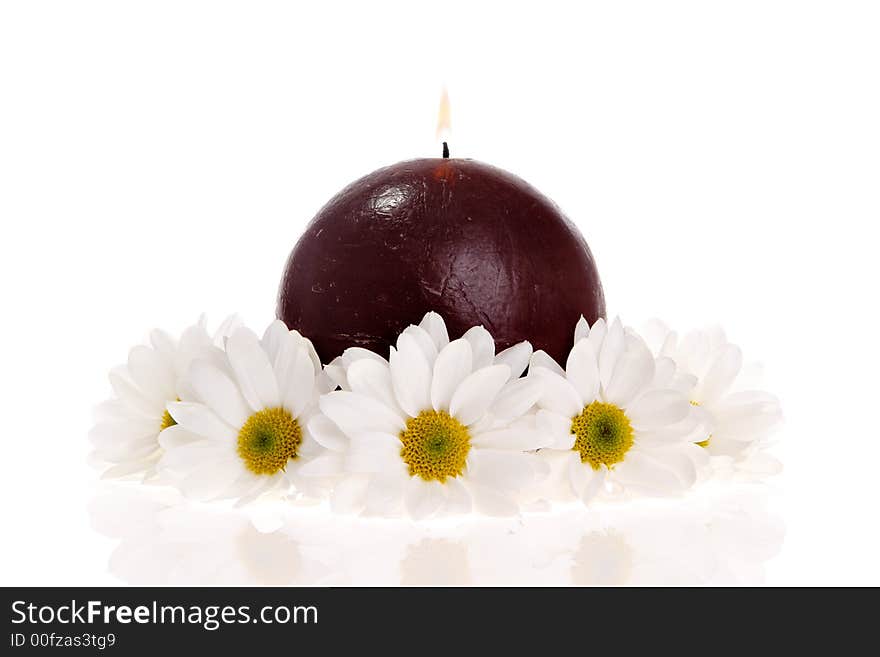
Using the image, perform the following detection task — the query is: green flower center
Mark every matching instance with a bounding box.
[237,407,302,475]
[400,410,471,482]
[571,402,634,470]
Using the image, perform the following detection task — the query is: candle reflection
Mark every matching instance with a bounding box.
[90,483,783,586]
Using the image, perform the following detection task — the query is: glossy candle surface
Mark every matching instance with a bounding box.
[277,158,605,365]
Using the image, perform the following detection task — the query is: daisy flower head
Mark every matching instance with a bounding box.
[158,320,330,504]
[533,316,702,505]
[89,315,241,479]
[643,321,782,461]
[317,312,545,519]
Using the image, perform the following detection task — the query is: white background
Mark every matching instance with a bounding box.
[1,1,878,585]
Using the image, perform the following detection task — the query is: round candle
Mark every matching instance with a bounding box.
[277,155,605,365]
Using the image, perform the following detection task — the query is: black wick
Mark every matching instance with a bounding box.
[442,141,450,159]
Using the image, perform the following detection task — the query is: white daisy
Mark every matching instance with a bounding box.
[316,312,545,519]
[89,315,240,479]
[642,321,782,461]
[533,317,703,504]
[158,320,333,504]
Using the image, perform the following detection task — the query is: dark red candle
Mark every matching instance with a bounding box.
[277,154,605,365]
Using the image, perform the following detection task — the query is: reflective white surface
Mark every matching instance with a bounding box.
[90,482,783,586]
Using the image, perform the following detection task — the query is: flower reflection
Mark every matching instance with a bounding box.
[90,482,783,585]
[89,488,338,585]
[571,531,633,585]
[401,539,472,586]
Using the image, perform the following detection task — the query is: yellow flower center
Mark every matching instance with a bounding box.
[159,409,177,431]
[690,400,711,448]
[237,407,302,475]
[400,410,471,482]
[571,402,634,470]
[160,397,181,431]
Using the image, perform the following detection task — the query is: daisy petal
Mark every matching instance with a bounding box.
[307,415,348,452]
[603,340,655,407]
[449,364,510,426]
[187,360,250,428]
[711,410,781,442]
[108,368,162,417]
[261,320,290,364]
[467,449,536,491]
[697,344,743,403]
[419,311,449,350]
[158,440,218,470]
[178,323,213,363]
[574,315,590,343]
[364,474,406,515]
[472,425,548,451]
[679,330,713,378]
[533,369,583,417]
[586,317,607,355]
[468,483,518,517]
[281,344,316,418]
[231,478,275,507]
[319,391,406,435]
[214,314,244,343]
[627,390,690,431]
[127,345,174,402]
[390,334,432,417]
[739,451,783,476]
[430,339,473,411]
[346,358,397,410]
[463,326,496,370]
[183,461,245,501]
[296,433,323,459]
[566,452,590,495]
[100,460,156,479]
[613,451,683,494]
[400,325,438,363]
[294,331,323,380]
[226,328,280,411]
[322,361,348,391]
[342,347,387,366]
[89,416,157,443]
[651,356,676,389]
[536,410,576,449]
[345,432,404,474]
[444,477,472,514]
[405,478,445,520]
[91,433,157,460]
[296,451,344,477]
[581,467,606,505]
[167,401,236,441]
[157,424,201,450]
[494,341,532,379]
[490,376,543,423]
[598,317,625,390]
[643,448,698,488]
[529,349,565,377]
[149,328,176,357]
[330,475,369,515]
[566,339,600,403]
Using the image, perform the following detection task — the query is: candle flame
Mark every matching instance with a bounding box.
[435,87,451,141]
